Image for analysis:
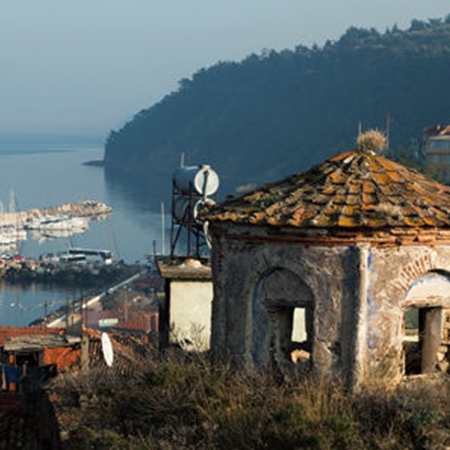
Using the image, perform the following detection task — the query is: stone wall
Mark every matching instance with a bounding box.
[363,245,450,385]
[210,222,450,387]
[210,227,360,382]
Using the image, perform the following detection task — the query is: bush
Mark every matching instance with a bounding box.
[48,351,450,450]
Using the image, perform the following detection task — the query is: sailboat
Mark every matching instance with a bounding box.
[0,191,26,259]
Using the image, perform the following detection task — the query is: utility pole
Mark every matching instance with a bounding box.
[161,202,166,255]
[386,112,391,152]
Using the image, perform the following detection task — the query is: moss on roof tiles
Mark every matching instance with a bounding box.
[205,149,450,229]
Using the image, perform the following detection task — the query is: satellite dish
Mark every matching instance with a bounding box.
[101,332,114,367]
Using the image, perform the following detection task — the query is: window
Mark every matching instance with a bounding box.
[404,306,443,375]
[252,268,314,369]
[403,271,450,376]
[290,307,313,364]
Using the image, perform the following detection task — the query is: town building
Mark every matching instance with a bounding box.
[205,140,450,388]
[157,257,213,351]
[112,311,159,344]
[424,124,450,181]
[0,326,80,391]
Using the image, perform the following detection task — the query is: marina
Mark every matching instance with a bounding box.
[0,144,170,327]
[0,200,112,257]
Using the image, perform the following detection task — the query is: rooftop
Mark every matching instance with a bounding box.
[157,257,212,280]
[3,334,80,352]
[113,312,157,334]
[205,149,450,229]
[0,326,63,348]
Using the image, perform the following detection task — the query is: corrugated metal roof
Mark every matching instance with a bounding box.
[3,335,79,352]
[0,326,63,348]
[205,150,450,229]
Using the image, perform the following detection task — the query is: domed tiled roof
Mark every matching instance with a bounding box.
[205,150,450,228]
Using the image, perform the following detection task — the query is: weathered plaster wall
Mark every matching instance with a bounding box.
[211,225,450,386]
[364,245,450,385]
[170,280,213,350]
[210,230,361,380]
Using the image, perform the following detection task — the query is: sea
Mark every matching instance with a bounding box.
[0,135,172,326]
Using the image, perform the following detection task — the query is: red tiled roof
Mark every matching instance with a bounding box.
[424,124,450,139]
[133,275,164,289]
[113,312,158,333]
[83,310,119,328]
[205,149,450,229]
[0,326,63,347]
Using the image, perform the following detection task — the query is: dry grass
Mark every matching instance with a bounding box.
[47,349,450,450]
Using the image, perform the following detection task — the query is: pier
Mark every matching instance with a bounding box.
[0,200,111,228]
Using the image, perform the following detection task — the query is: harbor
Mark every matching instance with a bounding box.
[0,199,111,227]
[0,146,167,328]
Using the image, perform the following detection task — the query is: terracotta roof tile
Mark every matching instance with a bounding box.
[205,149,450,229]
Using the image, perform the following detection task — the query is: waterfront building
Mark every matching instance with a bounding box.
[424,124,450,181]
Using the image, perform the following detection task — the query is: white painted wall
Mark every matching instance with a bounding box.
[170,280,213,350]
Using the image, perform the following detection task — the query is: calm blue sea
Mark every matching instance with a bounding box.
[0,136,171,326]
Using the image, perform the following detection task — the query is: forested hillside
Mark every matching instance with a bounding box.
[104,17,450,194]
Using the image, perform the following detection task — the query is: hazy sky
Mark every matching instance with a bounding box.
[0,1,448,136]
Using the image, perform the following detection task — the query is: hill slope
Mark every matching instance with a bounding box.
[104,17,450,194]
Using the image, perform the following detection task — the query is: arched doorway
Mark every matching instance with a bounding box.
[403,271,450,375]
[251,268,314,369]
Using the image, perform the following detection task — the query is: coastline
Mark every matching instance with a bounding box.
[27,264,145,327]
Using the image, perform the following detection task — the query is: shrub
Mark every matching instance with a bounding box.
[48,352,450,450]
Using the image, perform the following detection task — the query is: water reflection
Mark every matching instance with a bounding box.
[0,281,79,326]
[104,166,171,214]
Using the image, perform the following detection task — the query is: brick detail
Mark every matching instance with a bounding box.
[395,254,434,294]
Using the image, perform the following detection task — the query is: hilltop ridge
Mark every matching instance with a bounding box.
[104,16,450,194]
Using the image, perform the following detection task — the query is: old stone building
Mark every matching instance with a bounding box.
[205,143,450,388]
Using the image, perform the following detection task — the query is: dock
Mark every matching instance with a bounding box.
[0,200,111,228]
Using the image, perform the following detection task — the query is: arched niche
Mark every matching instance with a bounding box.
[251,267,314,368]
[403,271,450,376]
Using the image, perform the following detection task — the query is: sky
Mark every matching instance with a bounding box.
[0,1,449,137]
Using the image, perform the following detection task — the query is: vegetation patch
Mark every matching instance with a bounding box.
[48,348,450,449]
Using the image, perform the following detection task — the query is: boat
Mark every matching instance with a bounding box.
[24,215,89,231]
[0,191,26,249]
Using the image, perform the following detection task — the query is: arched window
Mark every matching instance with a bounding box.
[251,268,314,369]
[403,271,450,375]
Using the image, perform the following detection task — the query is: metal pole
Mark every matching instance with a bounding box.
[161,202,166,255]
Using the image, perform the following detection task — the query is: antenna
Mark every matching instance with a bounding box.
[386,112,391,151]
[161,202,166,255]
